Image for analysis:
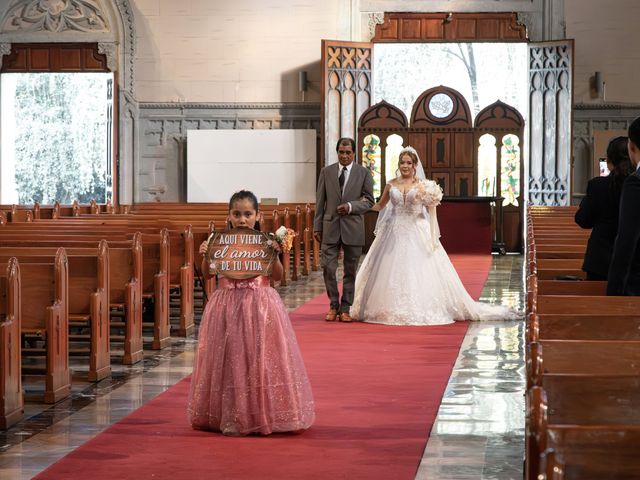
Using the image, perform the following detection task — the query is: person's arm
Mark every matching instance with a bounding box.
[313,168,326,242]
[268,241,284,281]
[346,168,375,215]
[608,176,640,295]
[575,179,596,229]
[371,183,391,211]
[270,255,283,282]
[198,240,215,280]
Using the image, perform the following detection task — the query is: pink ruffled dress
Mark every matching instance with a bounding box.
[188,276,315,435]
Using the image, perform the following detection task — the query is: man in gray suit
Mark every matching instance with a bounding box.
[314,138,375,322]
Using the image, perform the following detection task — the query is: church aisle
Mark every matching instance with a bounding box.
[0,255,523,480]
[418,255,525,479]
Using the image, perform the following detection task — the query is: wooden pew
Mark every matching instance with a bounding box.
[531,295,640,316]
[107,235,143,364]
[0,258,22,429]
[531,259,585,280]
[525,278,606,313]
[0,236,144,365]
[525,204,640,479]
[0,242,111,382]
[19,248,71,403]
[0,221,194,338]
[140,229,170,349]
[527,378,640,479]
[168,225,194,336]
[528,314,640,343]
[540,428,640,479]
[527,340,640,387]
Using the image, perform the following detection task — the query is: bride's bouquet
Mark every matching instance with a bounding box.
[417,179,444,207]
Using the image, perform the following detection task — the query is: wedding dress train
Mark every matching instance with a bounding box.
[350,182,518,326]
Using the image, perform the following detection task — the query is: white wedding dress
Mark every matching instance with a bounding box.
[350,181,517,326]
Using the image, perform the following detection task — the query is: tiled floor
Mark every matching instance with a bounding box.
[418,255,525,480]
[0,254,524,480]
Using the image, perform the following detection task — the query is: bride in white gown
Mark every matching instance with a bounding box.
[350,146,518,326]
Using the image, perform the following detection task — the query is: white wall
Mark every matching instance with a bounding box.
[187,129,317,203]
[566,0,640,104]
[131,0,351,103]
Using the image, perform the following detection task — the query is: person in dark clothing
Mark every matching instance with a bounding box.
[575,136,633,280]
[608,118,640,295]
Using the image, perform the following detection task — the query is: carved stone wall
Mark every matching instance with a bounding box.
[137,103,321,202]
[572,104,640,204]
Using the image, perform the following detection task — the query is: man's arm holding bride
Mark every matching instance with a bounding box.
[337,168,375,216]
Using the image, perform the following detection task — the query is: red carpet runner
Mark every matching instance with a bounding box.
[36,254,493,480]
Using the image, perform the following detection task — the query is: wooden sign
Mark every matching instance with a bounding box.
[206,227,277,279]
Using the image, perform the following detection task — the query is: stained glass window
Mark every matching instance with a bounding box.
[477,133,497,196]
[501,134,520,206]
[362,134,382,198]
[385,134,404,183]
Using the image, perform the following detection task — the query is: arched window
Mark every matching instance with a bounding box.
[478,134,497,196]
[384,134,404,181]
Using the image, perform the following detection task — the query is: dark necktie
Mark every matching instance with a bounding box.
[339,166,347,192]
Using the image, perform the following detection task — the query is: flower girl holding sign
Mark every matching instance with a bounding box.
[351,147,518,326]
[188,190,314,435]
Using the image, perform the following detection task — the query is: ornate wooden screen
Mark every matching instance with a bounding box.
[409,86,474,197]
[358,86,524,251]
[528,40,574,206]
[358,101,408,199]
[359,86,478,196]
[475,101,525,251]
[321,40,373,168]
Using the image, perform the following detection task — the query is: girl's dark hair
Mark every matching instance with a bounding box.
[228,190,261,230]
[607,136,633,198]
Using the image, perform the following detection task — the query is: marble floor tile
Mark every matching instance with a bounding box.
[418,255,525,480]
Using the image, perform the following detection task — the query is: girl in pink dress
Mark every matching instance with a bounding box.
[188,190,315,435]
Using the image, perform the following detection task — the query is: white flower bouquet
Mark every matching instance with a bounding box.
[417,179,443,207]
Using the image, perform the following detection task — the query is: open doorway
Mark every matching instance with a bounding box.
[1,72,114,205]
[373,43,528,123]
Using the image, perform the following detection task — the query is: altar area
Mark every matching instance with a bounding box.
[358,85,524,254]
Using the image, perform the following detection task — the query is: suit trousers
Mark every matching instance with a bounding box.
[321,240,362,312]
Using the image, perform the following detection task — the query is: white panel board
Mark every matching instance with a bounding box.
[187,129,316,203]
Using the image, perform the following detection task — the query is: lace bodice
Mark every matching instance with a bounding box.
[389,185,425,216]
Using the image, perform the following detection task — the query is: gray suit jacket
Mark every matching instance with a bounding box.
[314,162,374,245]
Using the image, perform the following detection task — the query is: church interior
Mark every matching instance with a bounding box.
[1,0,640,478]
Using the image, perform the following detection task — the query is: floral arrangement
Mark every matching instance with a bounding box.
[270,226,296,251]
[417,179,444,207]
